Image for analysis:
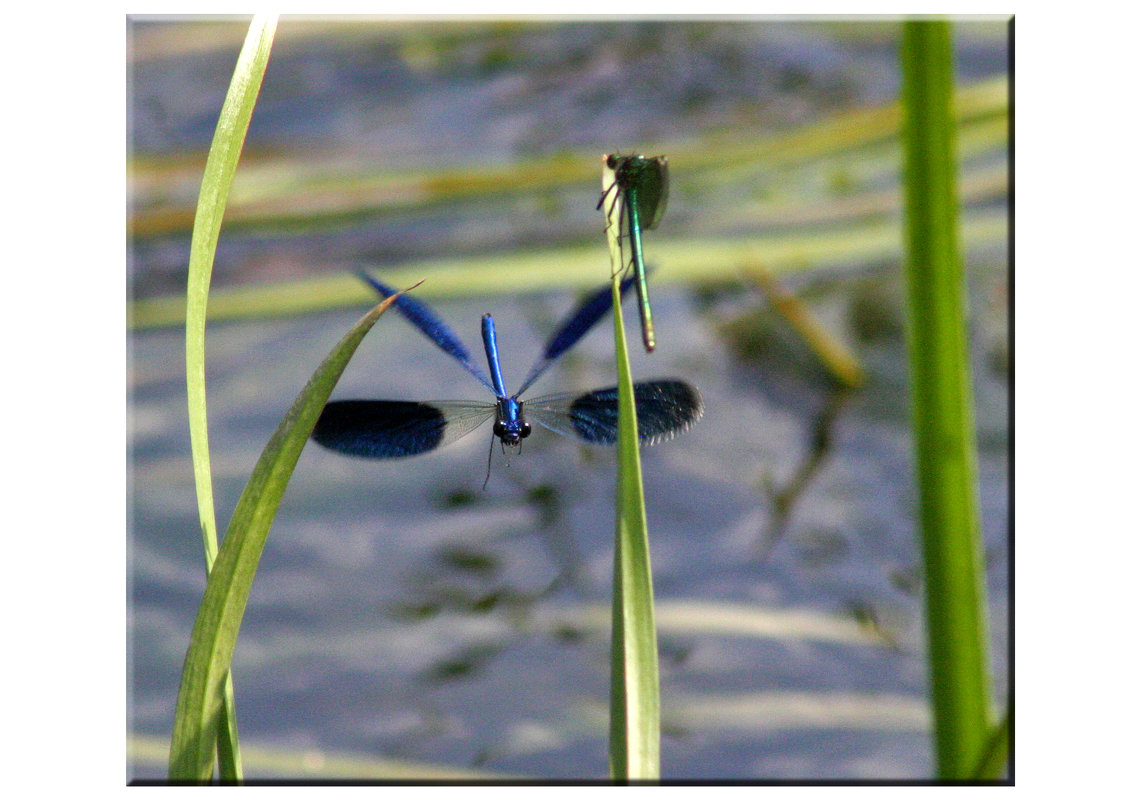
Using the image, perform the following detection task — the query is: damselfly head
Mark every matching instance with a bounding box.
[493,419,531,448]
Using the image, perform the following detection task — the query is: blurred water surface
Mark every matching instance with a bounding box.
[128,18,1009,780]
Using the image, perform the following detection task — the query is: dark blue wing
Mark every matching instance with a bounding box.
[514,274,635,397]
[523,379,703,446]
[313,399,495,458]
[357,271,495,393]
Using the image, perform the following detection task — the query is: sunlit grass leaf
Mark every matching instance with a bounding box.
[600,161,660,780]
[608,281,661,780]
[168,292,403,782]
[182,13,278,782]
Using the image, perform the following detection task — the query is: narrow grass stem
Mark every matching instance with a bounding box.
[601,157,661,780]
[900,20,996,779]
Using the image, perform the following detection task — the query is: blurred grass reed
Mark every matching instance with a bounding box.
[129,73,1007,331]
[900,20,1002,780]
[742,265,865,390]
[129,209,1007,330]
[130,76,1005,240]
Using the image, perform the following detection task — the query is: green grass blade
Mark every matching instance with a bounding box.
[600,160,660,780]
[182,13,277,782]
[900,20,993,779]
[168,293,402,782]
[608,277,661,781]
[186,13,277,566]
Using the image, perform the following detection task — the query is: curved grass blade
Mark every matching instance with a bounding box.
[607,275,660,781]
[168,292,404,782]
[182,13,277,782]
[901,20,993,779]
